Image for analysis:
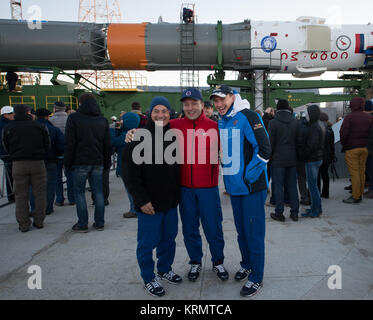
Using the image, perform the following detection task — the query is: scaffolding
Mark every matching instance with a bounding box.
[10,0,22,20]
[77,0,147,90]
[7,1,37,89]
[78,0,122,24]
[179,3,199,91]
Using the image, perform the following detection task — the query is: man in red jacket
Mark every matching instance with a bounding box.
[172,88,227,282]
[340,97,373,203]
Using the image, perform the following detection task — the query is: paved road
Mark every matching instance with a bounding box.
[0,173,372,300]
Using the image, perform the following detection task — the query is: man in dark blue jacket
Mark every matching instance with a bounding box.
[268,99,299,222]
[30,109,64,215]
[211,85,271,297]
[0,106,15,202]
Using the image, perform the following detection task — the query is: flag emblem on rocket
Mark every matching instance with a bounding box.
[355,34,365,53]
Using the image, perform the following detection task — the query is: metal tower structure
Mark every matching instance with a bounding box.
[6,0,36,88]
[78,0,147,90]
[179,3,199,91]
[10,0,23,20]
[79,0,122,23]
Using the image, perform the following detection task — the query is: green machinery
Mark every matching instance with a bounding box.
[207,71,373,110]
[1,63,372,119]
[1,68,372,118]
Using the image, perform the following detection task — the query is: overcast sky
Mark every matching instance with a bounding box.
[1,0,372,24]
[0,0,372,88]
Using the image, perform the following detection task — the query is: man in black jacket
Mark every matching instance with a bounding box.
[296,114,311,206]
[299,105,325,217]
[268,99,299,222]
[2,105,50,232]
[122,96,181,297]
[317,112,335,199]
[64,93,112,232]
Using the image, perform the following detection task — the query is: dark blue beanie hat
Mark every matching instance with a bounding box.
[149,96,172,114]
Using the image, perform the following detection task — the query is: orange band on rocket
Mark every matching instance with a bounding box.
[107,23,148,70]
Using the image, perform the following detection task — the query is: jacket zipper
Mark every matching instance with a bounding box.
[190,121,196,187]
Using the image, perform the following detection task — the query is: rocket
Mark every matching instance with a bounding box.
[0,16,372,76]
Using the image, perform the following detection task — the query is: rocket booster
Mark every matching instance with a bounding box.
[0,17,372,76]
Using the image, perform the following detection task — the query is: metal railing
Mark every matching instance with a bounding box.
[46,96,78,111]
[9,96,36,110]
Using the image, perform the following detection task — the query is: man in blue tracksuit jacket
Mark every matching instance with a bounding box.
[210,85,271,297]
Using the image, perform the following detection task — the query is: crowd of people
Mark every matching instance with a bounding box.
[1,87,373,298]
[263,97,373,218]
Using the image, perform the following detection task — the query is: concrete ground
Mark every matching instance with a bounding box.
[0,173,372,300]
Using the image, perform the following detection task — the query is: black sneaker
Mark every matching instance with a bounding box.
[234,268,251,282]
[270,213,285,222]
[240,281,263,297]
[19,226,29,233]
[300,200,311,206]
[144,278,165,297]
[72,223,88,233]
[157,270,182,284]
[188,263,201,282]
[123,211,137,218]
[55,202,64,207]
[32,222,44,229]
[290,214,299,222]
[92,223,104,231]
[213,264,229,281]
[342,196,362,204]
